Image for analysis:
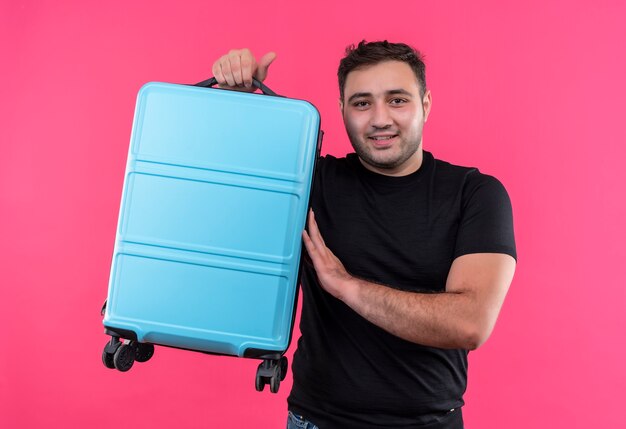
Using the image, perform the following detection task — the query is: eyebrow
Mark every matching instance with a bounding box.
[347,89,413,103]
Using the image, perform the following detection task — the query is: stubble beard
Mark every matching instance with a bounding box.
[347,129,423,171]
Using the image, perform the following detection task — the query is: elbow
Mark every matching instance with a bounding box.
[460,323,493,351]
[463,332,484,351]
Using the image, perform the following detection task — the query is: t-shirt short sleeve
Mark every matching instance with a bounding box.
[453,173,517,261]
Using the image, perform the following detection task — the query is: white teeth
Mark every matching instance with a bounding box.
[370,136,394,140]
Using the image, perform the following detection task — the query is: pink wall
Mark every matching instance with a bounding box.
[1,1,625,427]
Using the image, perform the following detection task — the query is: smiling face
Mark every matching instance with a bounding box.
[341,60,432,176]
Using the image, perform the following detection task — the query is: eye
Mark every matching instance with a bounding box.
[389,98,408,105]
[352,100,370,108]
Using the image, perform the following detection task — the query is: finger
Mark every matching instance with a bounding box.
[256,51,277,82]
[302,230,320,263]
[307,210,326,247]
[220,61,236,87]
[302,230,325,270]
[302,230,314,252]
[229,53,244,86]
[307,210,320,242]
[212,56,227,86]
[240,52,254,88]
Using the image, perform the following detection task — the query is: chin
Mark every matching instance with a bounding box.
[367,149,408,167]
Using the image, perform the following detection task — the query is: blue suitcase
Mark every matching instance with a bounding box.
[101,77,322,393]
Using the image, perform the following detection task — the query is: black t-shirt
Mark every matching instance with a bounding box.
[287,151,516,429]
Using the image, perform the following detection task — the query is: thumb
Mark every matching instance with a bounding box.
[255,51,277,82]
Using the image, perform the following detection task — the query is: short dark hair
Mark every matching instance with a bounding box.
[338,40,427,100]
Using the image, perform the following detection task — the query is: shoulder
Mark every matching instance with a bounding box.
[432,155,478,184]
[434,157,517,260]
[430,154,511,204]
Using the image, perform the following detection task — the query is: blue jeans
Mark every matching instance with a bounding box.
[286,411,319,429]
[286,408,463,428]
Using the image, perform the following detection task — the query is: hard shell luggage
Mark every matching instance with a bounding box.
[101,77,322,393]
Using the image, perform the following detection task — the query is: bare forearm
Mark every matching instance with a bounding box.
[341,277,484,350]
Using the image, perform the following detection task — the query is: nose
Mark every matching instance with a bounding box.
[370,103,392,129]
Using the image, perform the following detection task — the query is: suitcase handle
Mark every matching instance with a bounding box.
[194,77,279,97]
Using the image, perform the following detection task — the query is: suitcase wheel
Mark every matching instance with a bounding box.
[255,368,266,392]
[102,337,122,370]
[269,365,281,394]
[113,342,137,372]
[135,343,155,363]
[102,349,116,369]
[103,337,154,372]
[255,357,288,393]
[279,356,288,382]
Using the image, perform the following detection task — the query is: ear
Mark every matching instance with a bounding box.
[338,97,344,114]
[422,90,432,122]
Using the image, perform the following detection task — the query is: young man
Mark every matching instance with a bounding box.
[212,41,516,429]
